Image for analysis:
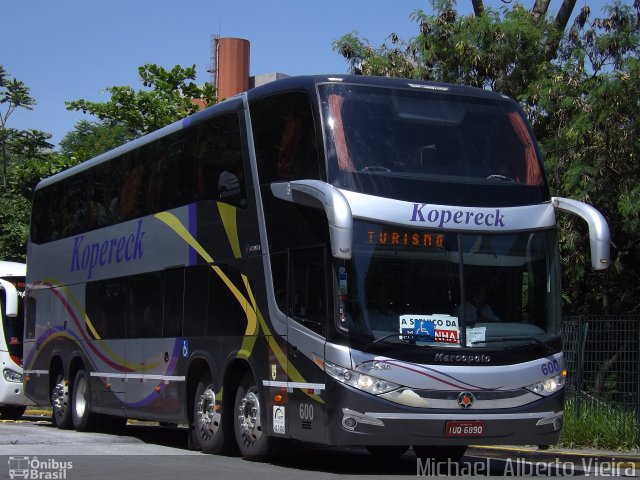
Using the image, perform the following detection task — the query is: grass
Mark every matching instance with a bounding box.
[559,398,639,451]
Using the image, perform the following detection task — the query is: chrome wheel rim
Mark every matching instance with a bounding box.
[196,387,220,439]
[52,378,68,420]
[237,389,262,444]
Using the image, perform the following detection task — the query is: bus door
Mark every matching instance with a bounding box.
[124,271,180,420]
[285,246,327,442]
[86,279,126,413]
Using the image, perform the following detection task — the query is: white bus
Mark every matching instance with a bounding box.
[1,261,31,419]
[24,75,610,460]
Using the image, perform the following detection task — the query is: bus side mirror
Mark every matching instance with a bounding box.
[271,180,353,259]
[552,197,611,271]
[0,278,19,317]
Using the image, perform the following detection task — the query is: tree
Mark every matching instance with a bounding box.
[0,132,59,262]
[0,66,36,188]
[59,120,135,163]
[525,2,640,313]
[66,64,216,137]
[334,1,565,98]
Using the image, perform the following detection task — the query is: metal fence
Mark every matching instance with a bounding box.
[562,315,640,444]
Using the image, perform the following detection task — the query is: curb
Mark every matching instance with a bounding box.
[468,445,640,466]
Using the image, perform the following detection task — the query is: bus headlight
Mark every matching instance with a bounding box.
[3,368,23,383]
[526,373,566,396]
[324,360,399,395]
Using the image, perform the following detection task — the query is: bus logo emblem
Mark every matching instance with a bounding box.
[458,392,475,409]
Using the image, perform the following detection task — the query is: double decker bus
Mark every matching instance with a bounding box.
[24,75,610,460]
[1,261,31,419]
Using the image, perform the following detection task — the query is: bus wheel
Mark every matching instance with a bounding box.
[0,405,26,420]
[71,370,98,432]
[51,373,72,429]
[413,445,467,463]
[234,372,271,459]
[365,445,409,458]
[192,374,235,454]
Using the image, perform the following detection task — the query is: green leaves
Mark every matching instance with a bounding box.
[1,66,38,188]
[65,64,217,136]
[334,2,559,98]
[527,4,640,313]
[59,120,134,163]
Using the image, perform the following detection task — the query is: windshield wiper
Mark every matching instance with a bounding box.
[363,331,432,352]
[471,336,557,356]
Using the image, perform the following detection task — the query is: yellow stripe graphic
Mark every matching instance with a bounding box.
[218,202,242,259]
[156,210,324,403]
[154,211,258,332]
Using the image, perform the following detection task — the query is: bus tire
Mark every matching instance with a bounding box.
[191,374,235,454]
[71,369,98,432]
[233,372,272,459]
[51,373,72,429]
[413,445,467,463]
[0,405,26,420]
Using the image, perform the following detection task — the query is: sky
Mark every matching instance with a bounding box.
[4,0,611,149]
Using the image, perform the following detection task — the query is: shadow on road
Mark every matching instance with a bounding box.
[121,422,419,474]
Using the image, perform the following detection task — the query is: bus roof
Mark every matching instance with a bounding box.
[246,74,511,102]
[34,75,514,191]
[0,261,26,278]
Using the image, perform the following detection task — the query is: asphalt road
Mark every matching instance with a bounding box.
[1,416,639,479]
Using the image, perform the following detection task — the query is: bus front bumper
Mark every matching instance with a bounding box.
[325,383,564,447]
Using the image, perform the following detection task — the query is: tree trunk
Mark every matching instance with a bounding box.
[532,0,551,18]
[544,0,577,61]
[555,0,577,31]
[472,0,484,16]
[1,129,7,189]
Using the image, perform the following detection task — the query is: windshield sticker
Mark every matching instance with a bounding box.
[466,326,486,346]
[399,314,459,344]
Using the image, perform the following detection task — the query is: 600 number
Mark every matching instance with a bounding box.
[541,360,560,376]
[299,403,314,421]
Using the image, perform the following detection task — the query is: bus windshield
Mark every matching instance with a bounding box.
[337,222,561,349]
[319,83,548,206]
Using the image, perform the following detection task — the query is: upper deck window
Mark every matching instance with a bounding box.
[250,91,323,185]
[319,84,548,207]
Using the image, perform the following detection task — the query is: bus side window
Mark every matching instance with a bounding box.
[25,295,36,340]
[86,280,126,340]
[31,187,53,243]
[94,157,123,226]
[251,92,323,185]
[270,252,288,314]
[183,265,209,337]
[208,264,247,336]
[156,129,197,212]
[119,144,156,222]
[127,273,162,339]
[61,173,89,238]
[163,267,184,338]
[289,247,326,336]
[195,113,247,208]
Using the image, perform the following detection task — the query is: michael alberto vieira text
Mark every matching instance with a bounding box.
[416,457,637,476]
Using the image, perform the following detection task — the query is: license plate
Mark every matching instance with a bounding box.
[445,420,485,437]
